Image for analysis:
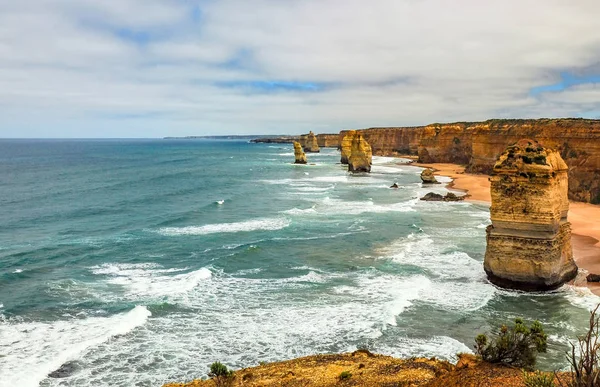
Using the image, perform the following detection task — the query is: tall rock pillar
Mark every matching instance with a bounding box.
[303,131,320,153]
[484,139,578,290]
[340,130,356,164]
[348,132,372,173]
[293,141,307,164]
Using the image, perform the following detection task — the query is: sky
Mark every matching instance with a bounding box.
[2,0,600,138]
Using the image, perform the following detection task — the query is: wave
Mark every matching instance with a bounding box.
[281,207,318,215]
[0,306,150,387]
[378,234,496,312]
[157,218,291,236]
[90,263,212,298]
[371,156,398,165]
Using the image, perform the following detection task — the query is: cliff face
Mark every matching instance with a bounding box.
[484,139,578,290]
[348,132,372,173]
[293,141,307,164]
[316,133,339,148]
[467,119,600,203]
[351,119,600,203]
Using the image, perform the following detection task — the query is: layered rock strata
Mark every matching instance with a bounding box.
[293,141,307,164]
[303,131,320,153]
[420,168,440,184]
[484,139,578,290]
[348,132,372,173]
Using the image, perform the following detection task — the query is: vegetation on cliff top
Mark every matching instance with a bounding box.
[165,308,600,387]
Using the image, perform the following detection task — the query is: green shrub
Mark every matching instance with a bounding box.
[339,371,352,380]
[523,370,555,387]
[209,362,235,387]
[474,318,547,370]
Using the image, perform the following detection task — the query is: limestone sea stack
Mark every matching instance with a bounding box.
[348,132,372,173]
[340,130,356,164]
[420,168,440,184]
[303,131,320,153]
[484,139,578,291]
[293,141,307,164]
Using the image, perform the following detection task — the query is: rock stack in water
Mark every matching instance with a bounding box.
[293,141,307,164]
[420,168,440,184]
[303,131,320,153]
[340,130,356,164]
[484,139,578,290]
[348,132,372,173]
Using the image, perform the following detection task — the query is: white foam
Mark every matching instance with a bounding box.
[281,207,318,215]
[90,263,212,298]
[0,306,150,387]
[315,197,417,215]
[277,152,294,156]
[158,218,290,236]
[371,165,403,174]
[377,335,472,361]
[562,285,600,311]
[378,234,495,311]
[13,269,23,273]
[372,156,398,165]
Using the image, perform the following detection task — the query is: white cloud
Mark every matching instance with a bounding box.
[1,0,600,137]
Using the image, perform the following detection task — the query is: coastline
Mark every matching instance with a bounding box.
[414,162,600,295]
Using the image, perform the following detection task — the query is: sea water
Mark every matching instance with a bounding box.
[0,139,597,387]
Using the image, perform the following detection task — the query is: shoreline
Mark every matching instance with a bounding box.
[414,162,600,295]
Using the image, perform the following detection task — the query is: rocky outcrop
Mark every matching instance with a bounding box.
[339,130,356,164]
[484,139,578,291]
[303,131,320,153]
[293,141,307,164]
[348,132,372,173]
[420,168,440,184]
[420,192,464,201]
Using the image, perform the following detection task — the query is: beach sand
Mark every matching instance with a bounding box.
[415,162,600,294]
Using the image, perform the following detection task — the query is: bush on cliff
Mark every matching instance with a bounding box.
[523,370,555,387]
[474,318,547,370]
[208,362,235,387]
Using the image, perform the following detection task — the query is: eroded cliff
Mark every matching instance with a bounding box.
[348,119,600,203]
[484,139,578,290]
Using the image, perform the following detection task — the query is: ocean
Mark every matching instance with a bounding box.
[0,139,597,387]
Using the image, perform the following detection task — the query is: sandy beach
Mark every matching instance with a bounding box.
[416,162,600,294]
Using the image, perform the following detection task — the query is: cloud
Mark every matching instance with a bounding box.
[1,0,600,137]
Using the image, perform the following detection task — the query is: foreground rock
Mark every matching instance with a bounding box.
[484,139,578,291]
[420,192,464,202]
[293,141,307,164]
[421,168,440,184]
[303,131,320,153]
[348,132,372,173]
[163,353,533,387]
[340,130,356,164]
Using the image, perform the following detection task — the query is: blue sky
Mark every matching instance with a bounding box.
[1,0,600,138]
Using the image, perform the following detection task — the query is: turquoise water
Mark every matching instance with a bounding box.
[0,139,596,386]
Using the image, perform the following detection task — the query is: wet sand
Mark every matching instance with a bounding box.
[415,162,600,294]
